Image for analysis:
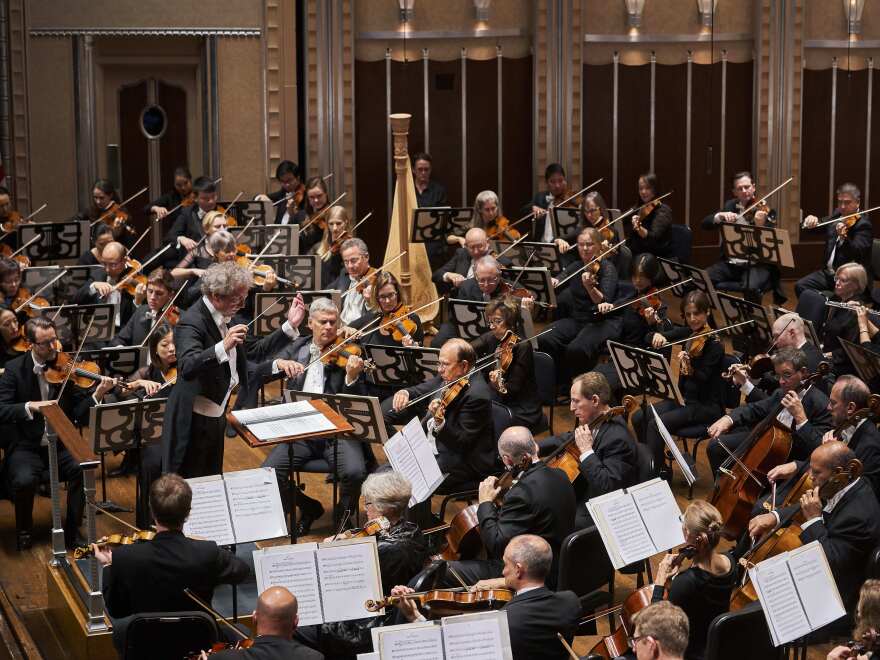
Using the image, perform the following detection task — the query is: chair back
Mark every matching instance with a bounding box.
[533,351,557,407]
[871,238,880,280]
[705,601,777,660]
[634,439,657,482]
[668,224,693,263]
[123,611,219,660]
[492,400,515,441]
[867,544,880,579]
[557,526,614,599]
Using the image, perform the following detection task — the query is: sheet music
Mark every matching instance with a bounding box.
[651,405,696,486]
[317,538,384,623]
[375,622,444,660]
[224,468,287,543]
[787,542,846,631]
[183,476,236,546]
[629,478,686,553]
[442,611,512,660]
[253,543,324,627]
[231,400,336,440]
[384,417,444,506]
[587,491,655,568]
[751,555,812,646]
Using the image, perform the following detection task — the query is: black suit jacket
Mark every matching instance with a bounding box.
[800,478,880,612]
[101,530,250,619]
[432,248,476,290]
[820,211,873,274]
[406,373,495,474]
[111,304,155,347]
[253,335,366,395]
[504,587,581,660]
[556,258,618,324]
[822,297,866,375]
[73,269,137,329]
[476,462,576,577]
[701,198,778,259]
[168,205,204,243]
[210,634,324,660]
[624,202,674,257]
[471,331,543,430]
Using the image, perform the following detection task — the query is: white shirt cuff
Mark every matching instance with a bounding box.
[579,449,595,462]
[272,360,280,375]
[428,417,445,433]
[214,341,230,364]
[344,374,357,387]
[740,380,755,396]
[24,402,33,420]
[89,282,98,295]
[801,516,822,530]
[714,212,725,223]
[281,321,300,339]
[771,510,780,526]
[795,419,808,431]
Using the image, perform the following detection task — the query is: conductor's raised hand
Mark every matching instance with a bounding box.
[286,293,306,328]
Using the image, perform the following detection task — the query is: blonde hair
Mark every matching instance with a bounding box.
[316,205,351,261]
[682,501,723,549]
[855,579,880,640]
[202,209,228,234]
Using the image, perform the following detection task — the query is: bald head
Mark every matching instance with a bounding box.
[772,313,806,349]
[498,426,538,463]
[505,534,553,581]
[254,586,299,637]
[102,242,125,260]
[814,440,855,471]
[464,227,490,260]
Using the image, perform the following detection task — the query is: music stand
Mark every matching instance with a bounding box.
[40,303,115,349]
[499,241,562,272]
[227,399,353,543]
[500,267,558,309]
[607,340,684,446]
[55,265,104,304]
[239,223,299,256]
[256,254,320,290]
[720,223,794,290]
[220,200,269,227]
[410,207,474,243]
[363,344,441,389]
[841,338,880,389]
[19,220,90,264]
[447,298,489,341]
[715,292,774,358]
[253,290,340,337]
[79,345,145,377]
[658,257,721,315]
[19,265,63,297]
[552,205,581,238]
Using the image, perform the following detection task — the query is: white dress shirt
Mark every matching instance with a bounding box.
[192,296,239,417]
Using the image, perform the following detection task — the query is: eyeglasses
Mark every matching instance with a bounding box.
[486,317,506,327]
[377,293,397,302]
[32,338,58,348]
[628,635,646,647]
[477,277,500,286]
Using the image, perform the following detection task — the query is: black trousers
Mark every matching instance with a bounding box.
[179,413,226,478]
[707,260,773,295]
[5,444,83,543]
[136,444,163,529]
[795,270,835,298]
[632,400,722,469]
[537,317,622,383]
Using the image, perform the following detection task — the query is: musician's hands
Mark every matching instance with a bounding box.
[134,379,162,396]
[532,205,547,218]
[767,461,798,483]
[800,487,822,520]
[94,376,117,400]
[471,578,505,591]
[261,270,277,292]
[781,390,807,426]
[754,210,768,226]
[191,268,206,278]
[520,296,535,314]
[92,544,113,566]
[821,430,838,444]
[287,293,306,328]
[748,513,777,540]
[678,351,692,376]
[340,325,358,339]
[478,475,501,504]
[179,236,198,251]
[643,307,660,325]
[835,222,848,239]
[550,277,559,288]
[716,212,738,224]
[134,282,147,305]
[445,272,466,288]
[222,324,248,352]
[427,398,443,417]
[597,302,614,314]
[574,424,594,454]
[254,194,272,202]
[277,359,305,380]
[655,553,681,584]
[554,238,571,253]
[345,355,365,380]
[401,334,416,347]
[708,416,733,439]
[651,333,667,349]
[92,281,113,298]
[151,205,169,220]
[826,645,857,660]
[390,585,419,622]
[728,364,750,387]
[581,271,596,290]
[802,214,819,229]
[392,390,410,411]
[488,369,502,389]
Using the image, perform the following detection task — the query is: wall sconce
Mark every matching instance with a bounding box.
[474,0,491,22]
[696,0,718,28]
[398,0,414,23]
[844,0,866,36]
[625,0,646,29]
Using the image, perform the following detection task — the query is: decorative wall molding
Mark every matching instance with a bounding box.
[583,32,751,43]
[357,28,528,40]
[6,0,30,211]
[30,27,261,38]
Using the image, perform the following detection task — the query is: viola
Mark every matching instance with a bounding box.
[1,210,23,234]
[490,330,519,395]
[486,215,521,242]
[334,516,391,541]
[320,336,366,370]
[365,587,513,618]
[178,192,196,208]
[11,287,49,318]
[72,531,157,559]
[499,281,554,310]
[380,305,418,344]
[678,323,712,376]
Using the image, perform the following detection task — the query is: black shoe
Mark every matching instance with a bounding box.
[295,497,325,536]
[773,292,788,306]
[659,466,673,483]
[16,531,32,551]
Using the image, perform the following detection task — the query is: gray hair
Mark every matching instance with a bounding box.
[835,375,870,409]
[837,182,861,201]
[474,256,501,274]
[308,297,338,317]
[837,262,868,292]
[497,426,538,462]
[773,312,804,337]
[362,471,412,518]
[208,230,236,254]
[340,237,368,256]
[200,261,253,297]
[506,534,552,580]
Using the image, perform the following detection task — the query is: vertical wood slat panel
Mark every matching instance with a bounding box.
[689,62,722,248]
[833,68,869,199]
[582,64,614,210]
[501,57,533,218]
[428,59,463,210]
[354,59,388,259]
[615,63,651,210]
[466,58,498,208]
[653,64,688,237]
[799,68,833,239]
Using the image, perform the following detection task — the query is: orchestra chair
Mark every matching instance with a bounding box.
[668,223,693,264]
[871,239,880,305]
[532,351,556,432]
[559,526,615,634]
[121,611,219,660]
[619,442,657,587]
[704,601,777,660]
[866,544,880,579]
[412,559,448,592]
[614,244,633,281]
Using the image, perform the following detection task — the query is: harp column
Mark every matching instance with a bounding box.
[391,112,413,299]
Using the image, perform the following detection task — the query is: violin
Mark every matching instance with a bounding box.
[594,217,616,244]
[848,629,880,656]
[163,304,180,326]
[8,326,29,353]
[1,210,23,234]
[115,260,148,297]
[188,640,254,658]
[679,324,713,376]
[486,216,521,242]
[334,516,391,540]
[632,287,662,321]
[72,531,157,559]
[320,336,366,370]
[490,330,519,395]
[162,366,178,384]
[214,203,237,227]
[432,378,469,425]
[97,202,137,236]
[365,587,513,618]
[721,353,773,381]
[499,281,554,310]
[11,287,49,318]
[839,213,860,238]
[44,350,128,390]
[178,192,196,208]
[633,198,661,230]
[355,267,378,295]
[380,305,417,344]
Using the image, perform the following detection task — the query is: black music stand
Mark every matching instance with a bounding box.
[719,223,794,295]
[410,208,474,244]
[40,303,116,349]
[841,338,880,390]
[658,257,721,314]
[715,292,774,358]
[18,220,90,264]
[79,345,145,377]
[607,340,684,446]
[447,298,489,341]
[256,254,320,290]
[219,200,269,228]
[551,206,581,238]
[500,266,557,309]
[363,345,441,389]
[499,241,562,272]
[239,224,299,256]
[19,266,64,296]
[253,290,340,337]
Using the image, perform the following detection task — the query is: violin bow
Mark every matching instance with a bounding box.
[111,244,172,294]
[805,202,880,229]
[402,359,498,410]
[340,251,408,300]
[126,226,153,256]
[557,633,580,660]
[553,239,626,289]
[366,296,444,338]
[446,564,471,591]
[245,294,289,331]
[488,178,603,239]
[184,588,250,641]
[473,328,554,370]
[494,232,530,259]
[139,285,189,348]
[509,249,539,290]
[662,319,755,348]
[232,215,259,243]
[617,190,674,225]
[329,211,373,249]
[714,439,764,488]
[94,503,144,533]
[54,313,96,404]
[90,186,149,227]
[9,234,42,258]
[331,509,352,542]
[300,192,347,232]
[737,176,793,220]
[301,315,384,371]
[13,270,67,314]
[247,231,282,270]
[22,203,48,222]
[606,278,693,313]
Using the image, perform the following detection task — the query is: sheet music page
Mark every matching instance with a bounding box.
[183,476,235,546]
[357,654,379,660]
[253,543,324,627]
[651,405,696,485]
[588,490,655,569]
[231,400,337,440]
[224,467,287,543]
[375,622,444,660]
[787,542,846,631]
[751,554,811,646]
[317,537,384,623]
[384,417,444,506]
[629,478,686,554]
[441,611,512,660]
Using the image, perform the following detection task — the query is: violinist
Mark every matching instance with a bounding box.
[94,474,250,653]
[0,257,27,317]
[295,471,428,658]
[82,178,135,247]
[538,372,637,529]
[702,170,780,304]
[797,183,873,298]
[538,227,620,384]
[111,268,174,348]
[314,205,350,284]
[0,186,23,248]
[827,580,880,660]
[523,162,570,245]
[384,338,494,493]
[0,317,116,550]
[706,347,832,476]
[348,271,423,348]
[163,176,219,266]
[0,306,23,367]
[78,223,113,266]
[146,165,193,223]
[557,190,617,268]
[626,172,674,259]
[298,175,331,253]
[171,209,229,281]
[393,535,580,660]
[432,227,493,293]
[329,237,373,325]
[254,159,305,225]
[630,601,690,660]
[633,290,725,474]
[471,297,543,431]
[73,241,137,331]
[467,190,519,247]
[651,502,735,660]
[255,297,370,532]
[745,442,880,635]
